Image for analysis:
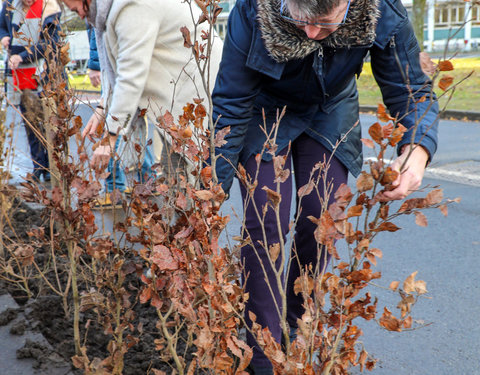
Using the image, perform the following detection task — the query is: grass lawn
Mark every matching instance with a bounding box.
[68,73,100,92]
[357,57,480,112]
[69,58,478,111]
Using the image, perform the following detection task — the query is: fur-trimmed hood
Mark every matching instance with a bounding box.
[257,0,380,62]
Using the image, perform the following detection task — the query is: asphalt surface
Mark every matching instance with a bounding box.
[2,102,480,374]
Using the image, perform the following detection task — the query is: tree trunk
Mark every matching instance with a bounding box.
[412,0,427,51]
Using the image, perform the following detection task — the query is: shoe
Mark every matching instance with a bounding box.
[93,194,123,209]
[31,169,43,183]
[43,171,51,182]
[124,186,160,197]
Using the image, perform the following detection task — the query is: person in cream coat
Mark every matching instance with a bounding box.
[62,0,223,188]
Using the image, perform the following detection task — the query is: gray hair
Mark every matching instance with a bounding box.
[284,0,345,19]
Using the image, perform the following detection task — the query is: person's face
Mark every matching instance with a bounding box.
[287,0,351,40]
[62,0,89,19]
[22,0,35,7]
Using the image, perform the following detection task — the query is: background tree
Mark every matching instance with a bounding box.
[412,0,427,50]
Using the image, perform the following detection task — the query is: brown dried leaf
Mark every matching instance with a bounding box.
[151,245,178,271]
[379,307,402,332]
[426,189,443,205]
[293,275,314,296]
[359,350,368,371]
[414,211,428,227]
[389,281,400,291]
[262,186,281,207]
[438,75,454,91]
[310,211,340,246]
[403,271,418,294]
[176,192,188,210]
[403,316,413,329]
[361,138,375,149]
[180,26,193,48]
[377,103,394,122]
[372,221,401,232]
[200,166,212,185]
[382,122,394,138]
[389,123,407,146]
[398,197,427,213]
[380,167,399,186]
[439,204,448,217]
[298,180,315,197]
[356,171,374,193]
[437,60,454,71]
[269,243,281,262]
[215,126,230,148]
[368,122,383,144]
[414,280,428,295]
[195,190,214,201]
[334,183,354,206]
[347,205,363,218]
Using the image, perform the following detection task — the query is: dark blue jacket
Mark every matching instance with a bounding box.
[0,0,62,80]
[87,25,100,71]
[212,0,439,194]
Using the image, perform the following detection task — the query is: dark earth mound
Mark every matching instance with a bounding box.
[1,199,194,374]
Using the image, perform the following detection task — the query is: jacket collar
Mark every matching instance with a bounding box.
[257,0,380,62]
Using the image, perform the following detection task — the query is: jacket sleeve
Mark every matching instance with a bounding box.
[370,7,438,160]
[105,2,159,134]
[18,12,62,64]
[87,27,100,71]
[0,2,11,41]
[212,0,263,194]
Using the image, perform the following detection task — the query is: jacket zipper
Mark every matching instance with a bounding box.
[390,35,408,83]
[317,45,323,58]
[308,127,336,149]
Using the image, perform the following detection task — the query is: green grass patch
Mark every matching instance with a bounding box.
[68,73,100,92]
[357,57,480,112]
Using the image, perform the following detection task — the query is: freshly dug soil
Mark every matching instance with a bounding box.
[0,200,194,374]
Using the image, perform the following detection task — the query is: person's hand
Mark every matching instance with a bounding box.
[8,54,23,69]
[88,69,101,87]
[377,145,429,202]
[90,143,113,170]
[1,36,10,50]
[419,51,436,76]
[83,106,105,141]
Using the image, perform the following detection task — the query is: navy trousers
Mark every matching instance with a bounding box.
[20,104,49,173]
[239,133,348,369]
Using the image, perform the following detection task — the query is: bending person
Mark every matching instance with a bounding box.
[61,0,223,198]
[211,0,439,372]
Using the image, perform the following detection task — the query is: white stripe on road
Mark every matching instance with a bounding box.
[364,157,480,187]
[425,167,480,186]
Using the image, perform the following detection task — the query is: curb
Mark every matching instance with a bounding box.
[359,105,480,122]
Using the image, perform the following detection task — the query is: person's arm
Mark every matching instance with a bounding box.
[87,28,101,87]
[370,5,439,201]
[102,3,158,135]
[18,12,61,64]
[90,3,158,169]
[0,2,11,48]
[212,0,263,194]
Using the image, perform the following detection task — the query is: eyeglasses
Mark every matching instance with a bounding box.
[280,0,351,27]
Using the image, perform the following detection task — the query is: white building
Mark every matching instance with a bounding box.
[403,0,480,52]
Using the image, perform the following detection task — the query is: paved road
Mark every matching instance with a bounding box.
[223,114,480,375]
[3,105,480,374]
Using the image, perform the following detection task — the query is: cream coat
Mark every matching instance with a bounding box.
[101,0,223,139]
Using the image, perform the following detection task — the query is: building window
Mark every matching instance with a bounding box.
[435,3,476,27]
[472,4,480,25]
